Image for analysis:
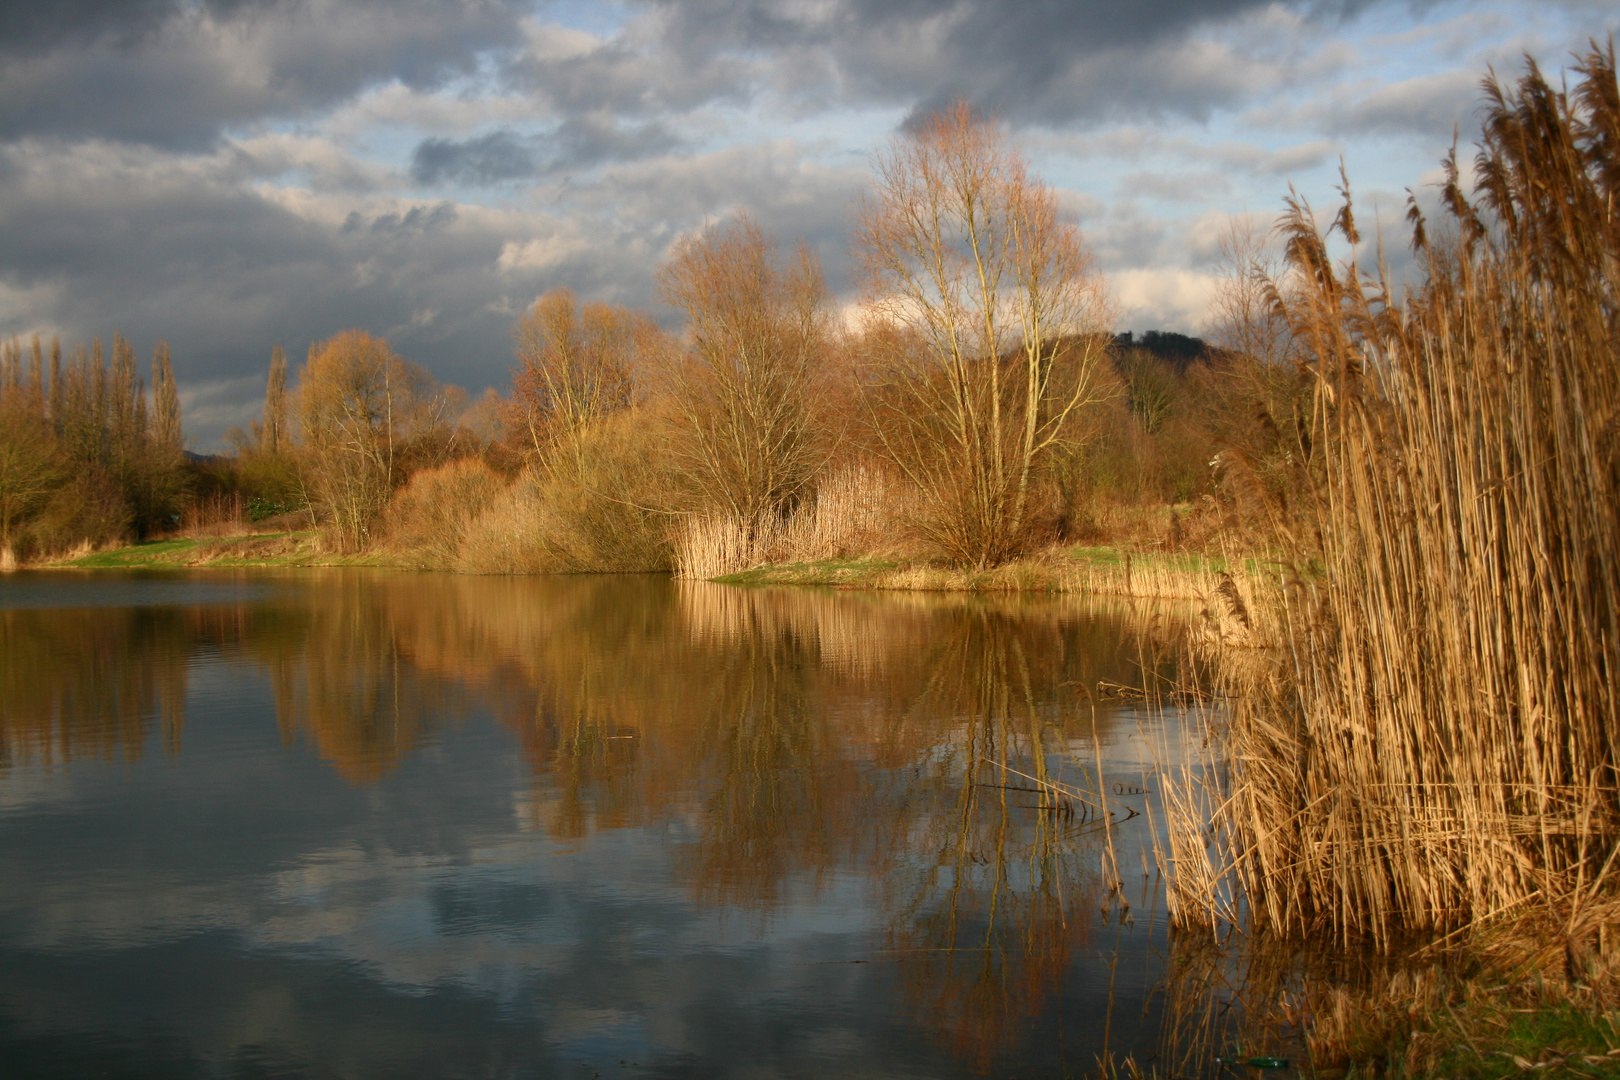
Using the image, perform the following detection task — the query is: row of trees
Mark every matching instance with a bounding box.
[205,104,1138,568]
[2,101,1284,569]
[212,103,1287,571]
[461,103,1125,569]
[0,334,187,561]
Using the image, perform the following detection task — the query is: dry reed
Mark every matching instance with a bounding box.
[1168,46,1620,964]
[672,464,909,578]
[179,490,249,538]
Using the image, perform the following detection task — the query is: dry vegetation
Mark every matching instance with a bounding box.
[1149,42,1620,1075]
[5,104,1264,581]
[8,44,1620,1072]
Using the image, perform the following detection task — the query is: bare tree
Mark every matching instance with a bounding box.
[657,214,828,524]
[152,341,183,451]
[854,102,1114,567]
[509,289,644,475]
[0,401,62,560]
[47,337,62,434]
[264,345,288,455]
[297,330,442,552]
[1204,218,1293,367]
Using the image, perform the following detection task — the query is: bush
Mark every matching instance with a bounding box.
[384,457,507,568]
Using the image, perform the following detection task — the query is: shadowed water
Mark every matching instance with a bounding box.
[0,570,1196,1079]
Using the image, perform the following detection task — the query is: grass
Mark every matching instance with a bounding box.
[51,531,409,569]
[1315,983,1620,1079]
[714,556,901,586]
[710,544,1265,603]
[1436,1004,1620,1079]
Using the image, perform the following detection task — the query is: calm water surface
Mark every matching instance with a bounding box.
[0,570,1193,1079]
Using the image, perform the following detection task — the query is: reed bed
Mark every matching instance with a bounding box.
[673,464,908,578]
[179,490,249,537]
[1167,46,1620,966]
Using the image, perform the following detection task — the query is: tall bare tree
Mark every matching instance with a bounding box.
[657,214,828,524]
[509,289,644,475]
[1204,218,1294,367]
[297,330,443,552]
[152,341,183,451]
[854,102,1113,567]
[110,333,141,460]
[47,337,62,433]
[264,345,288,455]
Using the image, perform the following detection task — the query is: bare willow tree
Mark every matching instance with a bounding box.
[510,289,644,475]
[657,214,828,524]
[297,330,445,552]
[855,102,1114,567]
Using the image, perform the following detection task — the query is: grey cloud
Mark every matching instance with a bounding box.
[0,138,861,449]
[493,0,1404,135]
[626,0,1386,124]
[551,114,685,171]
[0,0,530,148]
[412,132,539,186]
[408,119,684,187]
[359,202,461,235]
[1320,70,1482,136]
[1115,169,1235,203]
[502,25,753,118]
[0,0,1414,153]
[0,0,181,55]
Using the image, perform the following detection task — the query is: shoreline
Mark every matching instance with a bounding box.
[34,531,404,571]
[31,533,1262,601]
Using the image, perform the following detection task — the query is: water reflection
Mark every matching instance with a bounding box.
[0,570,1192,1077]
[0,604,192,765]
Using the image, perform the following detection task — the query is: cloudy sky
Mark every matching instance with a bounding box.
[0,0,1614,447]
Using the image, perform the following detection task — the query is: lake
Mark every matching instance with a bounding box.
[0,570,1197,1079]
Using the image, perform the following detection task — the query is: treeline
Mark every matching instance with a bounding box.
[0,333,188,563]
[208,104,1296,575]
[2,103,1314,573]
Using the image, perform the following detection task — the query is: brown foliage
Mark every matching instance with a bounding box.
[507,289,649,474]
[657,213,829,523]
[384,457,507,567]
[297,329,457,553]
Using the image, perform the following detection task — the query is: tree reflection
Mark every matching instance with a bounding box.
[244,579,454,784]
[0,570,1190,1069]
[0,604,191,766]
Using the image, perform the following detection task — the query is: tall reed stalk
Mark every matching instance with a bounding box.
[1171,45,1620,959]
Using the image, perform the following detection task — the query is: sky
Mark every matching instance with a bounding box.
[0,0,1614,449]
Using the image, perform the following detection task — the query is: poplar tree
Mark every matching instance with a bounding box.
[264,345,288,454]
[110,333,140,464]
[47,338,62,433]
[27,337,43,415]
[153,342,182,451]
